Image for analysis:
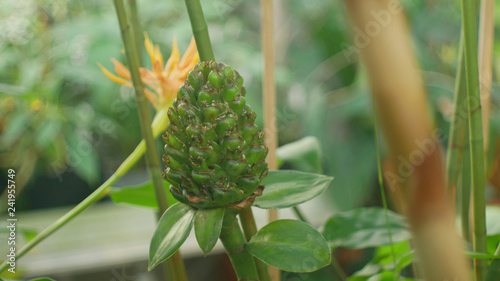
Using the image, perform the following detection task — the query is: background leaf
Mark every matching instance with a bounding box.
[248,219,331,272]
[110,181,178,209]
[148,203,195,271]
[277,136,323,173]
[486,205,500,236]
[322,207,411,249]
[194,208,224,254]
[254,170,333,209]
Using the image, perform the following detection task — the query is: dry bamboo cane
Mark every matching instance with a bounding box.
[342,0,471,280]
[261,0,279,280]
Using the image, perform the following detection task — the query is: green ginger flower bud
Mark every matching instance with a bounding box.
[163,61,268,209]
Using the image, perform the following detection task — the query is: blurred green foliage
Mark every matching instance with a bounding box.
[1,0,500,212]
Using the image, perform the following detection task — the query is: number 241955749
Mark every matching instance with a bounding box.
[7,169,16,217]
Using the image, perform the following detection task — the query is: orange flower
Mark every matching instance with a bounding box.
[99,33,199,109]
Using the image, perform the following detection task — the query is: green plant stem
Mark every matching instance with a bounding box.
[239,208,272,281]
[220,212,260,281]
[0,108,172,275]
[446,35,468,200]
[127,0,143,67]
[460,0,488,279]
[183,0,215,61]
[292,206,308,222]
[459,123,471,243]
[113,1,187,281]
[0,143,143,273]
[373,108,397,272]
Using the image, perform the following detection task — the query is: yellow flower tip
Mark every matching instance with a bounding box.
[144,32,157,64]
[111,58,131,80]
[98,62,132,86]
[165,38,181,73]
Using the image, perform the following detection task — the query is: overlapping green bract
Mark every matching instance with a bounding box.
[163,61,268,209]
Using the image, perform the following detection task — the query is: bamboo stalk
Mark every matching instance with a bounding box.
[460,0,488,278]
[240,208,272,281]
[127,0,143,67]
[183,0,214,62]
[220,213,260,281]
[113,1,187,280]
[478,0,495,149]
[343,0,471,280]
[260,0,279,278]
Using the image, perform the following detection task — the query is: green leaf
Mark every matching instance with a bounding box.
[254,170,333,209]
[194,208,224,254]
[247,219,331,272]
[110,181,178,209]
[322,207,411,249]
[1,111,32,147]
[148,203,195,271]
[35,118,62,149]
[65,131,100,184]
[464,251,500,259]
[277,137,323,173]
[486,252,500,281]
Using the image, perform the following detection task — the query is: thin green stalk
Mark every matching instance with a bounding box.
[240,208,272,281]
[220,213,260,281]
[292,206,308,222]
[0,105,171,274]
[373,108,397,272]
[446,35,468,199]
[460,0,488,278]
[459,123,471,243]
[113,1,187,281]
[0,142,144,273]
[183,0,215,61]
[127,0,143,67]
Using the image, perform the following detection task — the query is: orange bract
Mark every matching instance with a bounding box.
[99,33,199,109]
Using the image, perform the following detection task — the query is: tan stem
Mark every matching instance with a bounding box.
[343,0,471,280]
[261,0,279,280]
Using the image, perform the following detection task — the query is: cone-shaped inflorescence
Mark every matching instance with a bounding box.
[163,61,268,209]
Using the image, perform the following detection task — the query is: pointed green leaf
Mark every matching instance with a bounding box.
[322,208,410,249]
[30,279,57,281]
[486,253,500,281]
[110,181,178,209]
[247,219,331,272]
[464,251,500,259]
[148,203,195,271]
[254,170,333,209]
[194,208,224,254]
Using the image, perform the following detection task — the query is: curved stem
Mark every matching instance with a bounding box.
[183,0,214,61]
[239,208,272,281]
[220,213,260,281]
